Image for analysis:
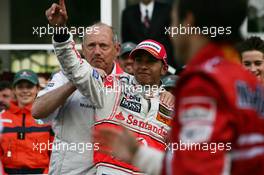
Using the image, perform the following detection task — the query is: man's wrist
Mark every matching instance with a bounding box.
[54,32,70,42]
[53,25,70,42]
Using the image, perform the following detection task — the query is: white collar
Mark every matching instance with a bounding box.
[110,62,117,75]
[139,1,154,22]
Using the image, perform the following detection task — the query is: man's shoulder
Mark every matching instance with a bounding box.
[181,56,257,91]
[123,4,139,14]
[154,1,171,10]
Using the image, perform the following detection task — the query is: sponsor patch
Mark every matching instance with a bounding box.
[35,119,44,125]
[115,112,125,121]
[92,69,99,80]
[138,41,161,53]
[47,82,55,87]
[0,119,12,123]
[179,96,216,124]
[156,113,172,127]
[159,104,173,117]
[124,92,140,102]
[236,80,264,117]
[120,97,141,113]
[180,124,213,143]
[80,103,93,108]
[178,96,216,143]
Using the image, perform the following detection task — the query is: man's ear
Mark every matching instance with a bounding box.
[115,42,121,58]
[81,43,87,58]
[161,63,168,76]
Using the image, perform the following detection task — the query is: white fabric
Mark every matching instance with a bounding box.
[132,146,164,175]
[140,1,154,22]
[37,72,96,175]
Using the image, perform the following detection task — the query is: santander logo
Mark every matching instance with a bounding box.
[115,113,167,137]
[115,112,125,121]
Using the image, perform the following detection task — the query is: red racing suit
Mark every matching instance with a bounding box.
[163,43,264,175]
[53,34,173,175]
[0,101,53,174]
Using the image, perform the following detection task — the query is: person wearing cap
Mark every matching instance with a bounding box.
[90,0,264,175]
[161,75,179,93]
[51,16,174,174]
[0,69,53,174]
[34,2,175,175]
[118,42,137,75]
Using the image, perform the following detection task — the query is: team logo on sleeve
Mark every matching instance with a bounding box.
[178,96,216,143]
[92,69,99,80]
[156,104,173,126]
[47,82,55,87]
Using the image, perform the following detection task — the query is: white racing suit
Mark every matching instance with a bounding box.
[53,34,173,175]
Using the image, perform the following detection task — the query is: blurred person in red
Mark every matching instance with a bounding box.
[0,81,13,113]
[0,70,53,174]
[237,36,264,84]
[93,0,264,174]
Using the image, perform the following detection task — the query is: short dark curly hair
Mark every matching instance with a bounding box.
[237,36,264,59]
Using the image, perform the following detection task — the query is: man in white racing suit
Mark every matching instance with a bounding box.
[32,2,123,175]
[53,32,174,175]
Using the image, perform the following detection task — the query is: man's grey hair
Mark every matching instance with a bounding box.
[83,22,119,45]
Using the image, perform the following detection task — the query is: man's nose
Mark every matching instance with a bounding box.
[250,64,258,73]
[139,62,149,69]
[94,45,101,55]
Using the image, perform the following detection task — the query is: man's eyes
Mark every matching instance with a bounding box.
[99,44,109,50]
[86,43,109,50]
[255,61,263,66]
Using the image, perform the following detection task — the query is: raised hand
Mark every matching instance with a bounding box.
[45,0,68,26]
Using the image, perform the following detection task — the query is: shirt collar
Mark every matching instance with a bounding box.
[8,101,32,114]
[110,62,117,75]
[139,1,154,21]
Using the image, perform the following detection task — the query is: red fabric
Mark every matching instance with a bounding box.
[163,43,264,175]
[0,101,52,173]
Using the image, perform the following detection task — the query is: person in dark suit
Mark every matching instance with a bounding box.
[121,0,176,68]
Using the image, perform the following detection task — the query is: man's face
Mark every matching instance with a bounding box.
[118,53,134,74]
[242,50,264,81]
[14,81,39,107]
[0,88,12,111]
[38,76,48,90]
[133,51,166,86]
[82,26,120,74]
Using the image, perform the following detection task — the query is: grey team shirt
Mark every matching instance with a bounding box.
[37,71,96,175]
